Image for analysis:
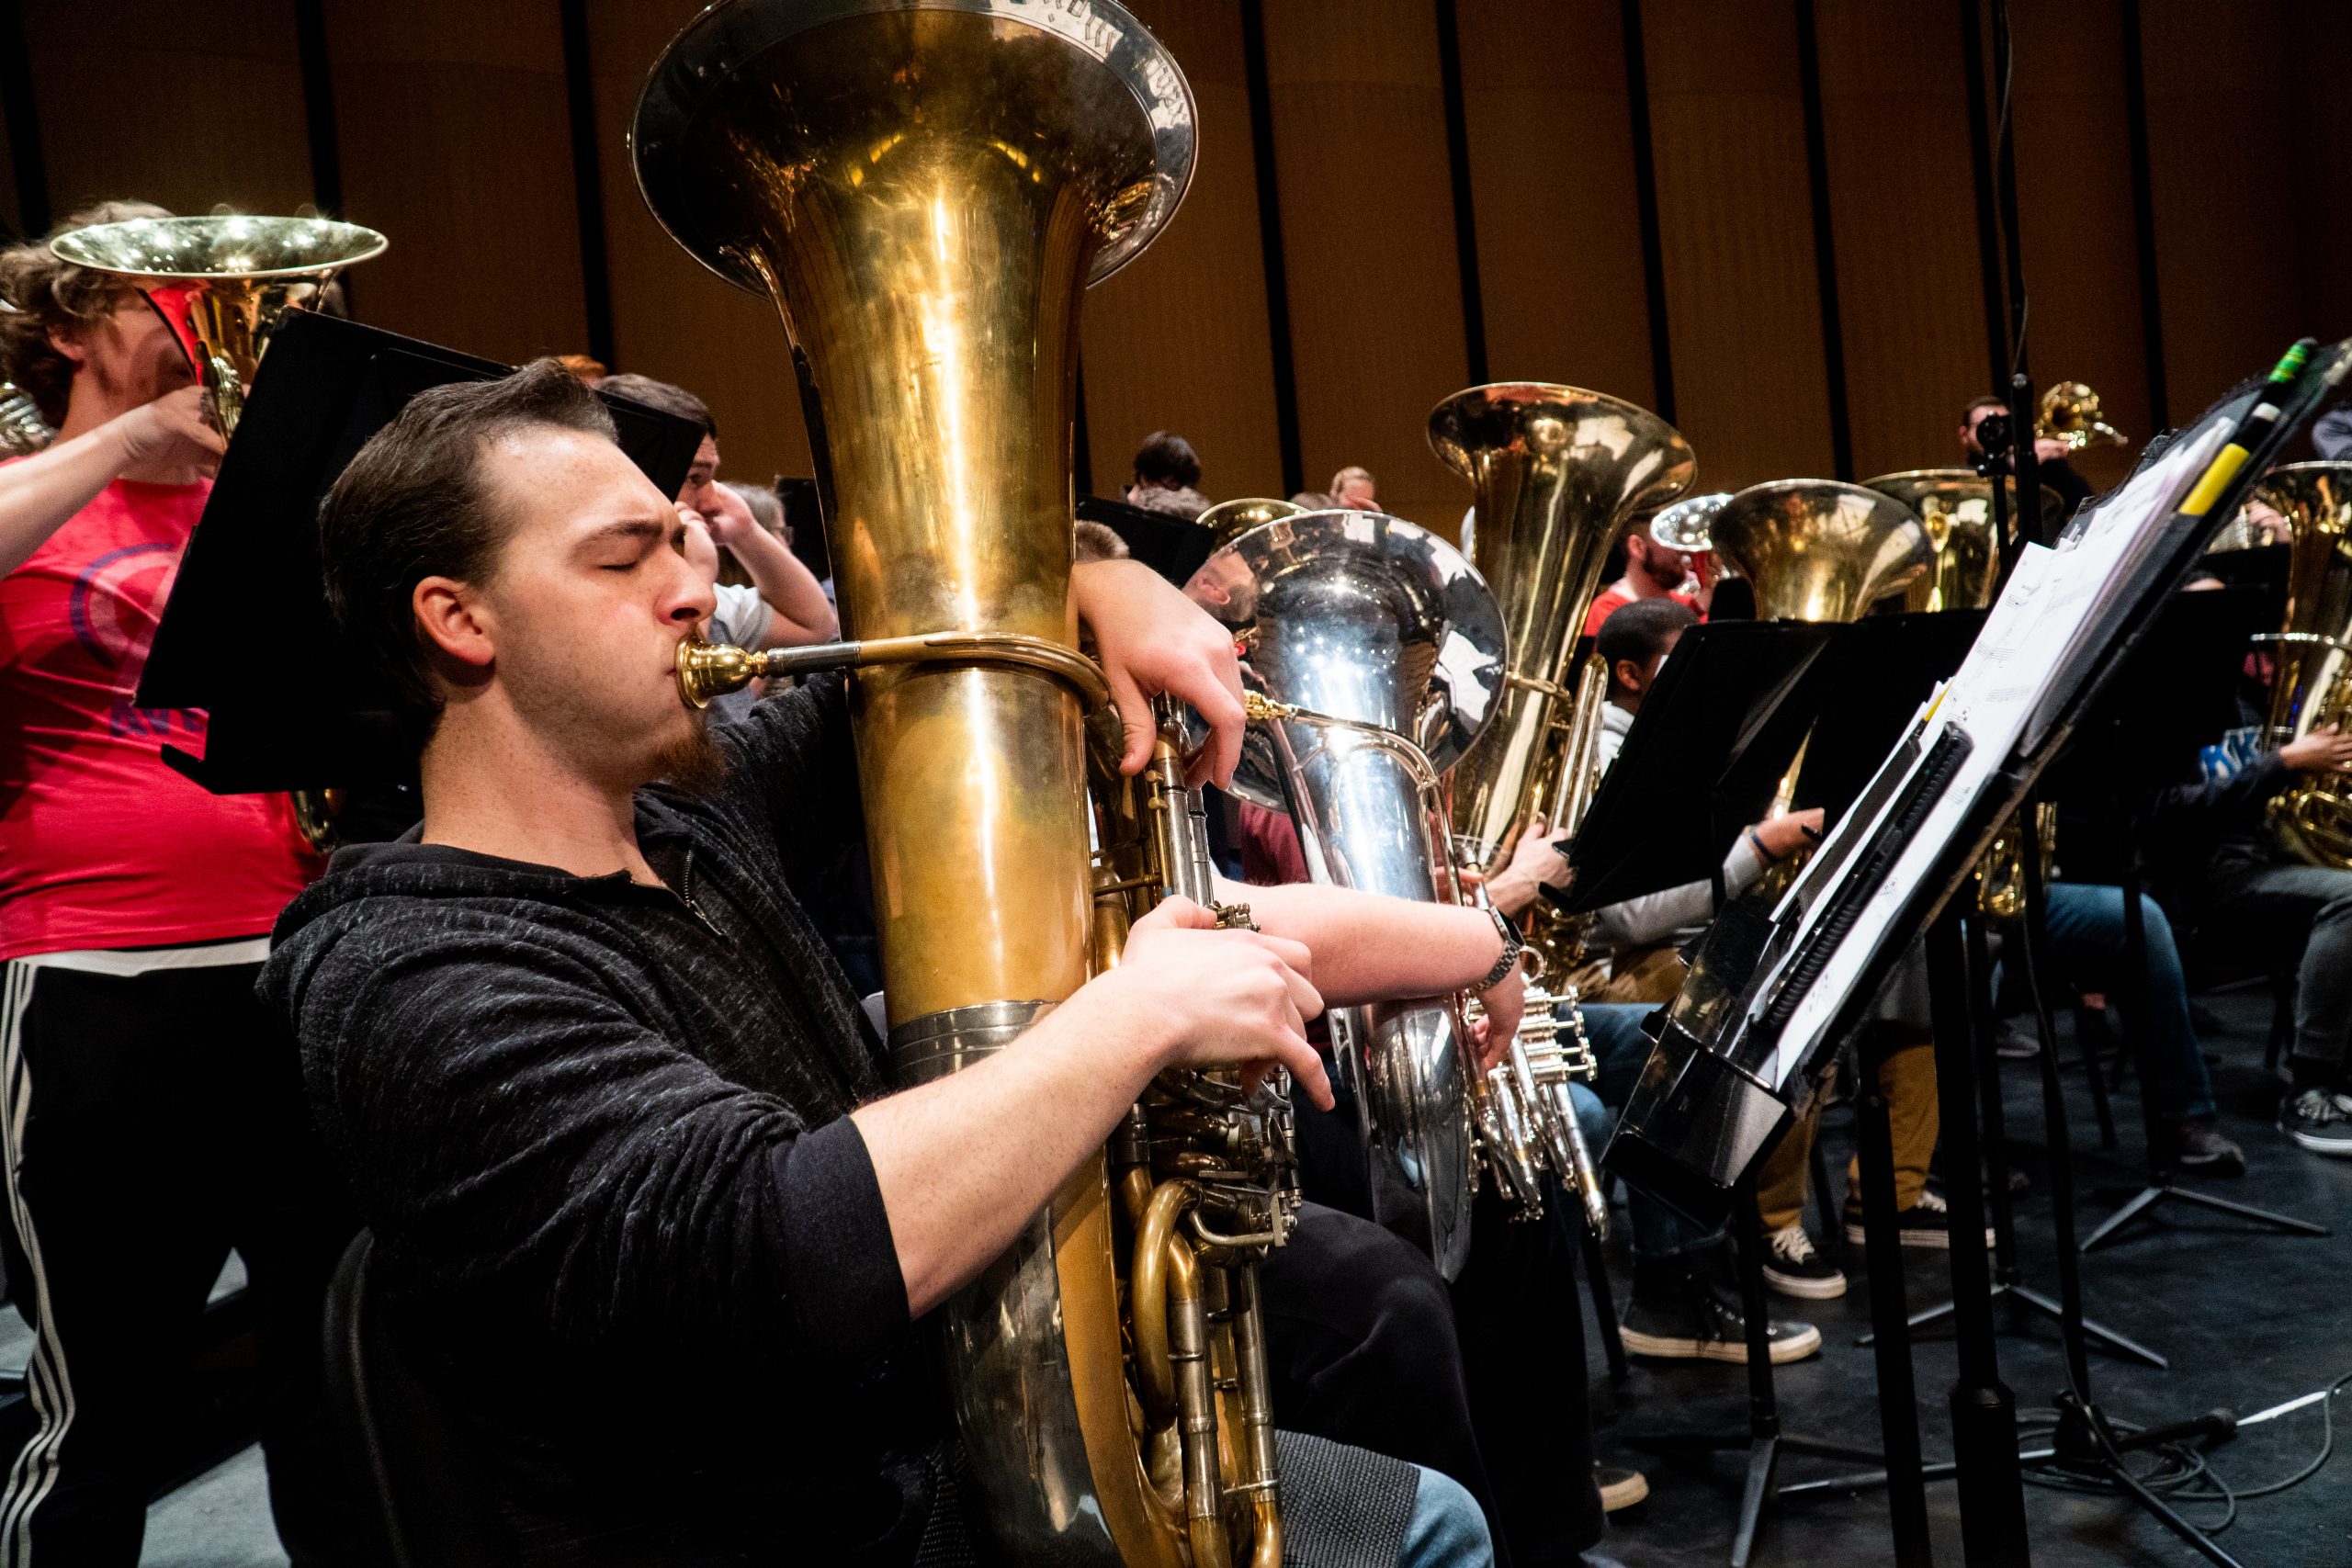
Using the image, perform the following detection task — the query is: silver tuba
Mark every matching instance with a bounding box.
[1187,509,1506,1279]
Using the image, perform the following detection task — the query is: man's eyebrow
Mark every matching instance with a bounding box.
[576,517,670,548]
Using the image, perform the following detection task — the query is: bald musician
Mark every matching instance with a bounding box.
[266,360,1524,1567]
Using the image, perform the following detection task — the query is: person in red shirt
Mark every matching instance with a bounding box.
[0,205,353,1564]
[1580,524,1701,637]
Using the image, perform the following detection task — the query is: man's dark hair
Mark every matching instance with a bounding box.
[598,372,716,438]
[1132,430,1201,490]
[1596,596,1698,689]
[1962,394,2007,422]
[320,357,618,739]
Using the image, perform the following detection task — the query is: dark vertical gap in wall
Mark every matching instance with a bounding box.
[0,0,49,239]
[1959,0,2009,392]
[1074,357,1095,497]
[1793,0,1852,479]
[1619,0,1674,425]
[1434,0,1488,388]
[292,0,344,220]
[559,0,617,369]
[1240,0,1305,498]
[2118,0,2168,432]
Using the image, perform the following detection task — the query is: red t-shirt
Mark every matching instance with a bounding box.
[0,469,321,959]
[1583,583,1701,639]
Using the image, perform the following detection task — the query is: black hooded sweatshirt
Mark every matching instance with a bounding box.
[259,676,955,1565]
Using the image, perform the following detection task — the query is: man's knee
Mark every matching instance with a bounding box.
[1397,1465,1497,1568]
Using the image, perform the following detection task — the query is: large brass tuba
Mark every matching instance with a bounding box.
[47,214,386,436]
[1187,508,1506,1277]
[640,7,1291,1565]
[2255,462,2352,866]
[1430,384,1695,880]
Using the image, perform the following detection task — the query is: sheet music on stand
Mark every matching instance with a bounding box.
[1604,347,2345,1224]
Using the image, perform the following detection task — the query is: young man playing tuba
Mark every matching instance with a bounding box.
[267,360,1532,1566]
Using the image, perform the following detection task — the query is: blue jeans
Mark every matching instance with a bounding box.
[1570,1001,1727,1262]
[1400,1465,1497,1567]
[2035,883,2216,1122]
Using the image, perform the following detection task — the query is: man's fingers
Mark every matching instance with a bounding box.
[1106,664,1154,776]
[1281,1036,1334,1111]
[1131,894,1216,932]
[1251,930,1314,984]
[1188,672,1244,790]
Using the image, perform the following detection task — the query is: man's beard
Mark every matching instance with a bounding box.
[653,716,730,797]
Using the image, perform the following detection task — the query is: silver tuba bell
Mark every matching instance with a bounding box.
[1188,509,1506,1279]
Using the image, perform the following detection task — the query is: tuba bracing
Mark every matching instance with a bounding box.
[1432,386,1692,1237]
[1186,509,1507,1278]
[641,6,1294,1565]
[47,214,386,437]
[2254,463,2352,867]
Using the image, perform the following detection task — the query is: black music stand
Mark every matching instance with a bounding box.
[137,311,703,794]
[1587,619,1947,1568]
[1080,492,1216,587]
[2040,588,2326,1252]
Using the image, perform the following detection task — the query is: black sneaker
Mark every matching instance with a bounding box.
[1760,1223,1847,1300]
[2173,1115,2246,1177]
[1619,1269,1823,1364]
[2281,1089,2352,1156]
[1595,1461,1649,1513]
[1843,1188,1995,1250]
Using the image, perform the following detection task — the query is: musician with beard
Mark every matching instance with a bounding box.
[266,360,1526,1567]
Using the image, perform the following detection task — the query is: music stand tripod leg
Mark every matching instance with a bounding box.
[1850,1023,1935,1568]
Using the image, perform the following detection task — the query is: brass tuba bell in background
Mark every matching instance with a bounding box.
[2255,462,2352,867]
[2037,379,2127,454]
[637,6,1295,1566]
[1862,469,2064,614]
[48,214,386,436]
[1708,479,1932,623]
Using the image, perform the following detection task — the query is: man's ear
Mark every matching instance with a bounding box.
[45,323,87,368]
[1611,656,1643,694]
[413,576,496,671]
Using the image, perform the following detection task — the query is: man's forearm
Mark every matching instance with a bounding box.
[1218,877,1502,1003]
[729,524,838,646]
[852,979,1164,1317]
[0,422,133,576]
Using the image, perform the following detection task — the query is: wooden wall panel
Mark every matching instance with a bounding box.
[2005,1,2148,490]
[1453,0,1654,405]
[1261,0,1470,534]
[2285,0,2352,350]
[22,0,311,223]
[2140,1,2299,423]
[1083,1,1285,504]
[323,0,587,367]
[1642,0,1832,491]
[1815,0,1988,480]
[583,0,812,491]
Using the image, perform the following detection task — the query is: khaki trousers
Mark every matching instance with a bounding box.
[1755,1036,1938,1233]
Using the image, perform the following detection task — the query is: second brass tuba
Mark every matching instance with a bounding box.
[639,6,1292,1566]
[1188,508,1507,1278]
[2255,462,2352,866]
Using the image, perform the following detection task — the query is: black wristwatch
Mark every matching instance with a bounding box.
[1468,906,1523,994]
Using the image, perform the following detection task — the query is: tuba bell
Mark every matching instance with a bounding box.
[636,6,1296,1566]
[48,213,386,437]
[1708,479,1933,624]
[1861,469,2063,614]
[0,381,51,456]
[1199,496,1305,549]
[2254,462,2352,867]
[1187,508,1505,1277]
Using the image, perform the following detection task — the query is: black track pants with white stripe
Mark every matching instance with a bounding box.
[0,959,360,1566]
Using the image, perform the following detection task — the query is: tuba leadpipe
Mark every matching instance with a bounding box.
[638,6,1292,1565]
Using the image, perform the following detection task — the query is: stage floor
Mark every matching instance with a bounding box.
[1588,983,2352,1568]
